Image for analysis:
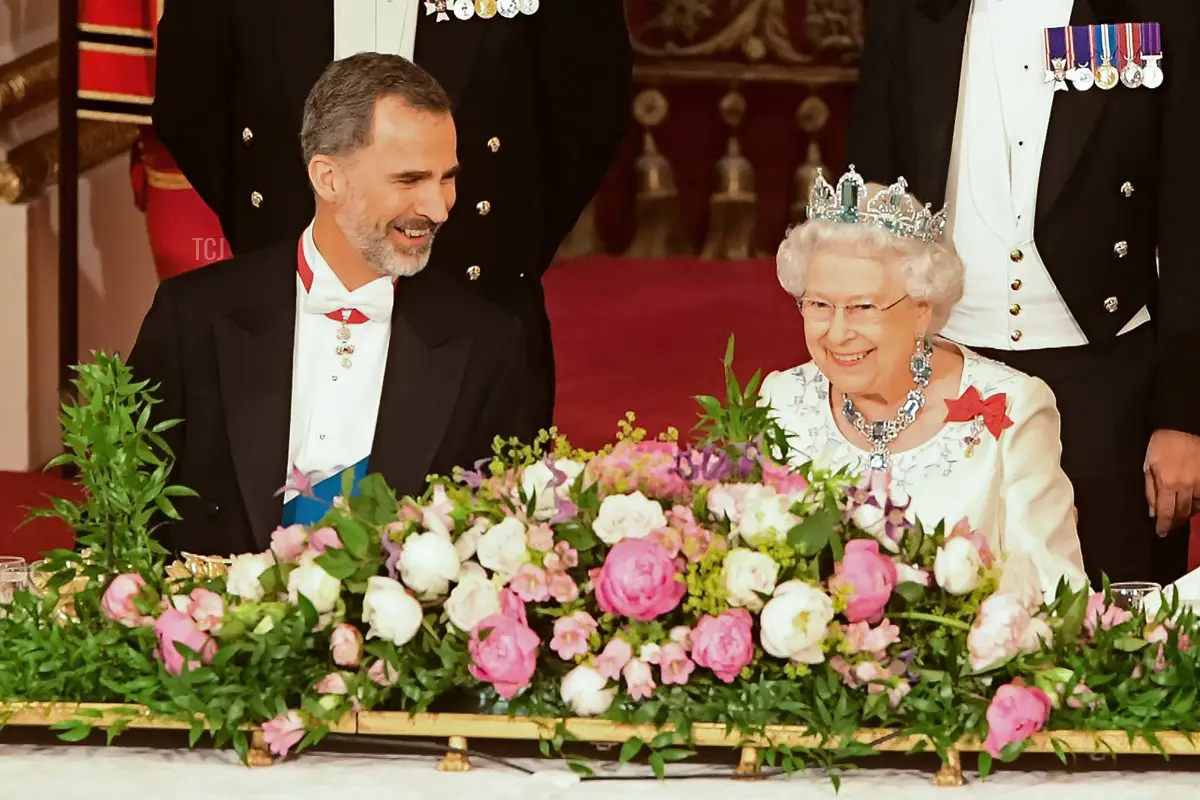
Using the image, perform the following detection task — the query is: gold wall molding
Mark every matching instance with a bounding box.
[0,43,58,125]
[0,120,139,204]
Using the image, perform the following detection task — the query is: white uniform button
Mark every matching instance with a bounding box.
[467,265,482,280]
[487,137,501,153]
[1104,296,1119,313]
[250,191,264,208]
[242,127,254,144]
[1114,241,1129,258]
[1121,181,1134,197]
[476,200,491,215]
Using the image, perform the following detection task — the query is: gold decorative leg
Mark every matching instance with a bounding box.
[733,746,762,779]
[246,730,274,767]
[932,749,964,787]
[438,735,472,772]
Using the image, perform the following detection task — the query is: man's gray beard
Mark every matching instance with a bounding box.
[337,212,435,278]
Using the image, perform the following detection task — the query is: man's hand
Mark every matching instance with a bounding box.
[1144,429,1200,535]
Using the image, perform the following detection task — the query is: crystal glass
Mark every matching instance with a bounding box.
[1109,581,1162,612]
[0,556,30,605]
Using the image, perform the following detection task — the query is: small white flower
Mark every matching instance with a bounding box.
[362,576,423,647]
[721,548,780,611]
[225,552,276,602]
[734,485,799,547]
[445,571,502,633]
[592,491,667,546]
[560,665,616,716]
[454,518,491,563]
[399,530,461,599]
[475,516,530,577]
[759,580,834,664]
[933,537,983,596]
[287,552,342,614]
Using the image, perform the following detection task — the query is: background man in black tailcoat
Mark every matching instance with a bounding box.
[152,0,633,432]
[847,0,1200,585]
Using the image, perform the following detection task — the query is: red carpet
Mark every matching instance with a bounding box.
[2,255,1197,570]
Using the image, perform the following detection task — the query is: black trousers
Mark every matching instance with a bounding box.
[972,325,1190,587]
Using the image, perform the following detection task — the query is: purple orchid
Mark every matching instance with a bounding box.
[382,535,403,580]
[456,458,492,489]
[670,446,734,484]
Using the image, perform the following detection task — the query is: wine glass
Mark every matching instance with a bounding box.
[1109,581,1162,612]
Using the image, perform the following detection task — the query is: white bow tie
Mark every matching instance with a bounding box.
[304,277,395,323]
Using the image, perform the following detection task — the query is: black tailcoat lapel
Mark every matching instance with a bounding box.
[368,270,474,500]
[909,0,971,206]
[1036,0,1122,226]
[213,250,297,549]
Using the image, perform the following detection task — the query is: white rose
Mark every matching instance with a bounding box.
[287,552,342,614]
[592,491,667,546]
[760,580,835,663]
[933,537,983,596]
[445,571,502,633]
[560,665,616,717]
[520,459,584,521]
[721,548,780,611]
[454,519,490,563]
[895,562,931,587]
[734,485,799,547]
[475,516,530,577]
[399,530,461,599]
[225,552,276,601]
[362,576,423,646]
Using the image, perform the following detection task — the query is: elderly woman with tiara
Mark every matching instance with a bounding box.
[760,168,1087,600]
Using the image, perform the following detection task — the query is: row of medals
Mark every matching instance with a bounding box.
[427,0,539,22]
[1053,54,1163,91]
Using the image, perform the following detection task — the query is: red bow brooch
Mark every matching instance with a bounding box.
[944,386,1014,441]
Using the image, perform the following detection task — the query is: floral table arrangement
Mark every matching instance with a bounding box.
[1,348,1199,787]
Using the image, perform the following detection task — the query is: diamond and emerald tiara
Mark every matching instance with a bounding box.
[806,165,948,244]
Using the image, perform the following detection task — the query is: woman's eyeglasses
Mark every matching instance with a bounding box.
[796,295,908,325]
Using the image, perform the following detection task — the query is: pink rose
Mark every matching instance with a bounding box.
[101,573,150,627]
[594,539,686,622]
[330,623,364,667]
[308,527,343,555]
[984,680,1051,757]
[270,524,308,562]
[623,658,656,700]
[262,710,305,758]
[154,609,216,676]
[315,672,348,695]
[550,611,597,661]
[368,659,399,687]
[1083,592,1133,638]
[690,609,755,683]
[594,637,633,680]
[510,563,550,603]
[468,614,541,699]
[186,588,224,632]
[658,641,695,685]
[830,539,897,623]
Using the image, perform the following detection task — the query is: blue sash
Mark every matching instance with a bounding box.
[282,456,370,527]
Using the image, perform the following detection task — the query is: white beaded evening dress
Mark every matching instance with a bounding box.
[760,343,1088,599]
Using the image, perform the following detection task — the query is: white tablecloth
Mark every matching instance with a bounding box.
[1,744,1197,799]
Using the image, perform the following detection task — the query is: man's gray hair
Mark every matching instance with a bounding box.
[300,53,452,164]
[777,219,966,333]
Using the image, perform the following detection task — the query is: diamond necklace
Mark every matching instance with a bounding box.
[840,337,934,471]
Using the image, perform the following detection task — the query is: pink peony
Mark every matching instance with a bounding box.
[368,659,399,687]
[468,614,541,699]
[330,623,364,667]
[690,608,755,683]
[967,594,1050,672]
[186,588,224,632]
[270,524,308,562]
[101,573,150,627]
[594,637,633,680]
[308,527,343,555]
[314,672,348,695]
[594,538,686,622]
[154,609,217,676]
[509,563,550,603]
[830,539,897,623]
[262,710,305,758]
[548,571,580,603]
[658,641,695,685]
[550,611,597,661]
[623,658,656,700]
[983,680,1052,757]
